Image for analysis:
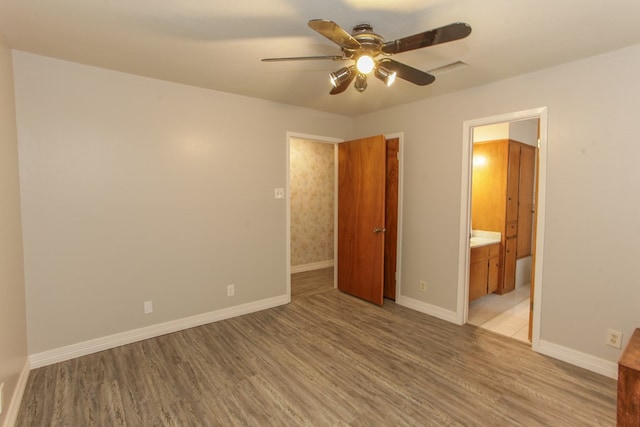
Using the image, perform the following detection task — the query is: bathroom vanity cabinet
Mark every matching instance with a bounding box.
[469,242,500,302]
[472,139,536,294]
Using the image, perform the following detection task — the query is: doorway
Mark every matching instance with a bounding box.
[286,132,404,304]
[467,119,538,343]
[457,108,548,352]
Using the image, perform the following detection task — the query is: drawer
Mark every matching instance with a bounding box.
[488,243,500,257]
[470,246,489,263]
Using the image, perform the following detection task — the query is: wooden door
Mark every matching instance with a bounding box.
[503,237,517,292]
[384,138,399,300]
[505,142,521,227]
[529,124,541,341]
[338,135,386,305]
[487,247,500,294]
[501,142,521,294]
[469,256,488,302]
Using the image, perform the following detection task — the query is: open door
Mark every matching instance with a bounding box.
[528,124,541,341]
[337,135,386,305]
[384,138,400,300]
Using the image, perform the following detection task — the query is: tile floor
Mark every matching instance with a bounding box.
[468,284,531,343]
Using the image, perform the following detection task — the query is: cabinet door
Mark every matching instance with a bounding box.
[517,145,536,258]
[488,255,500,294]
[469,258,488,302]
[506,143,521,223]
[502,238,517,293]
[505,220,518,238]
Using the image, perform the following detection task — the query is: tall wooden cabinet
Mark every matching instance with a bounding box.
[472,139,536,294]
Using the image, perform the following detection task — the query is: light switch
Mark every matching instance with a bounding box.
[274,188,284,199]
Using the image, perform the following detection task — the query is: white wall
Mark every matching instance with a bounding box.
[10,42,640,376]
[13,52,352,355]
[509,118,538,146]
[472,122,508,142]
[353,43,640,365]
[0,35,28,426]
[473,119,538,145]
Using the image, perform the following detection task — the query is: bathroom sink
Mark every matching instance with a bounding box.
[470,231,501,248]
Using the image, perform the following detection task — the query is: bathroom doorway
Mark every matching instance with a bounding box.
[458,108,548,351]
[468,120,538,342]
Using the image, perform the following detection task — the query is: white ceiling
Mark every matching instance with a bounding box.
[1,0,639,117]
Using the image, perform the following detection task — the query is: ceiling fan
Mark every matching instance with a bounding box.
[262,19,472,94]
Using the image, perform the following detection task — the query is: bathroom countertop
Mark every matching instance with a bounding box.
[470,230,501,248]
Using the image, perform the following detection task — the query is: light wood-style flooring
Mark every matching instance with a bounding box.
[16,267,616,426]
[469,284,531,342]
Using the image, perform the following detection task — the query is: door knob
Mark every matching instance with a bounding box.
[373,227,386,233]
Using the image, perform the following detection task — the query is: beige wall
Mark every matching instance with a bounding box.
[354,43,640,365]
[8,40,640,380]
[13,52,352,354]
[509,119,538,146]
[290,138,334,267]
[472,122,508,142]
[0,35,27,425]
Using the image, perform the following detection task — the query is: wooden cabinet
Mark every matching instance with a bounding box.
[618,328,640,426]
[502,237,517,292]
[517,145,536,258]
[487,247,500,294]
[506,142,521,225]
[472,139,536,294]
[469,243,500,302]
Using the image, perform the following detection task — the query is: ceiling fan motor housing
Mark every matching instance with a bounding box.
[347,24,385,61]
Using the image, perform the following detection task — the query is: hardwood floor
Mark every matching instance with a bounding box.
[16,267,616,426]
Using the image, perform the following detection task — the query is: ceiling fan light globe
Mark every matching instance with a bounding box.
[388,72,396,86]
[375,65,396,86]
[354,73,368,92]
[356,55,375,74]
[329,67,352,87]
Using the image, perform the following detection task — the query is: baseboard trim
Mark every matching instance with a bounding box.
[29,294,289,369]
[291,259,334,274]
[538,339,618,379]
[3,358,30,427]
[396,295,458,324]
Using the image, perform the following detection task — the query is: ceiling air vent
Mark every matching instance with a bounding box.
[429,61,468,76]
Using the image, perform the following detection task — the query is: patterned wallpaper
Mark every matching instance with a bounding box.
[290,138,334,267]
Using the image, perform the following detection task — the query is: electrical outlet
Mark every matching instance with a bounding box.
[419,280,427,292]
[606,329,623,349]
[144,300,153,314]
[227,284,235,297]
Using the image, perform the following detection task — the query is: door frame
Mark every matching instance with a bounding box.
[286,131,404,302]
[286,132,342,300]
[456,107,548,351]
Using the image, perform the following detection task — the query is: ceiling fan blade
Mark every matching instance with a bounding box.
[379,59,435,86]
[308,19,361,50]
[381,22,472,54]
[330,72,356,95]
[261,55,346,62]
